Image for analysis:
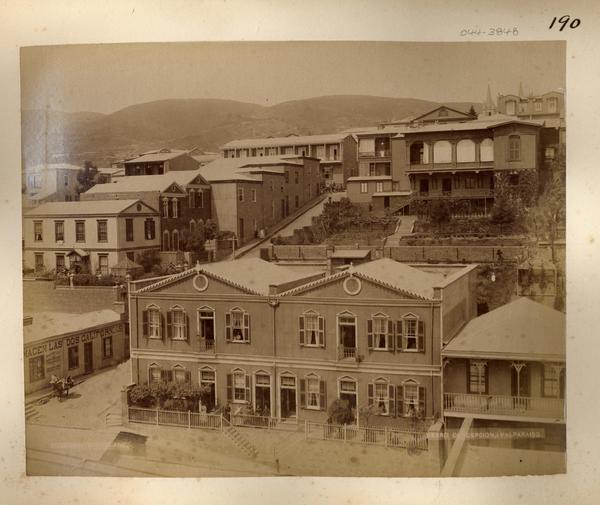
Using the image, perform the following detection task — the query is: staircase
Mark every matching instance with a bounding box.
[105,412,123,427]
[222,418,258,458]
[25,403,40,423]
[384,215,418,246]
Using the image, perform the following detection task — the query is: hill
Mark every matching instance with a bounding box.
[21,96,482,167]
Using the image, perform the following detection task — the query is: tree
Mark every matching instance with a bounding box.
[137,249,162,273]
[76,161,99,194]
[327,399,355,425]
[181,227,206,254]
[429,200,451,233]
[489,173,526,233]
[204,219,218,240]
[468,104,477,118]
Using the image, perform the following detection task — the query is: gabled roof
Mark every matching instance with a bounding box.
[443,297,565,361]
[199,156,303,183]
[136,258,322,296]
[393,115,544,136]
[281,258,448,300]
[84,175,188,195]
[24,199,157,217]
[124,150,190,164]
[221,133,351,150]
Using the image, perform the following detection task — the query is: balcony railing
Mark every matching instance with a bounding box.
[230,414,279,429]
[197,337,215,352]
[358,150,391,158]
[444,392,565,420]
[337,346,357,360]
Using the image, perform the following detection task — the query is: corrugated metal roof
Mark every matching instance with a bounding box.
[23,310,122,345]
[394,115,544,136]
[221,133,351,150]
[85,176,186,194]
[199,156,301,182]
[443,297,565,360]
[124,151,190,164]
[24,199,154,216]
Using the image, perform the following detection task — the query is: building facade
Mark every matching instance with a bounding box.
[221,133,358,186]
[442,297,566,452]
[23,199,160,275]
[128,257,478,427]
[199,156,323,245]
[22,163,81,208]
[24,310,126,395]
[81,171,212,252]
[123,148,200,176]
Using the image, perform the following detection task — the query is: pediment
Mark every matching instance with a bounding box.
[137,270,254,296]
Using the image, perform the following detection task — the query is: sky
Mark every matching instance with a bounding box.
[20,41,566,114]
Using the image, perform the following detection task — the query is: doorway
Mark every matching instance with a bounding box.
[83,342,93,374]
[383,196,390,209]
[419,179,429,195]
[442,178,452,194]
[279,376,297,419]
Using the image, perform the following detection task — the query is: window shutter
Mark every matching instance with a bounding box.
[225,312,231,341]
[245,374,252,404]
[142,310,148,337]
[485,364,489,395]
[166,310,172,339]
[396,320,403,351]
[184,311,189,340]
[185,370,192,385]
[226,374,232,402]
[397,385,404,417]
[389,384,396,417]
[243,313,250,343]
[319,380,326,411]
[160,312,165,339]
[367,383,374,406]
[160,369,167,382]
[300,379,306,408]
[299,315,305,346]
[387,320,394,352]
[318,316,325,347]
[418,386,426,417]
[367,319,373,349]
[418,320,425,352]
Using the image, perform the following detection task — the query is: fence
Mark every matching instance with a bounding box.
[230,414,280,430]
[305,421,428,451]
[128,407,223,430]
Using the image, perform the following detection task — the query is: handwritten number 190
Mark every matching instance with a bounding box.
[549,15,581,31]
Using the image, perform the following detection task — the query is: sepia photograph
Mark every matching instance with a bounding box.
[18,39,568,479]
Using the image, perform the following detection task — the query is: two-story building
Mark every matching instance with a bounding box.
[123,148,200,176]
[221,133,357,187]
[81,171,211,252]
[128,257,478,427]
[199,156,323,245]
[22,163,81,208]
[442,297,565,452]
[346,115,544,215]
[23,200,160,275]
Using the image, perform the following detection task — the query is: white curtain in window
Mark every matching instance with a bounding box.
[358,138,375,154]
[480,138,494,162]
[433,141,452,163]
[456,139,476,162]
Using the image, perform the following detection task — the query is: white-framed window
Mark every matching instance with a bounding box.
[228,368,250,403]
[368,378,395,416]
[144,304,162,338]
[543,363,564,398]
[508,135,521,161]
[225,307,250,343]
[148,363,161,384]
[98,254,109,275]
[468,360,488,394]
[368,313,394,351]
[251,189,257,202]
[197,307,215,345]
[168,305,188,340]
[402,380,422,417]
[54,220,64,242]
[534,100,542,112]
[162,198,169,218]
[547,97,558,113]
[376,182,383,193]
[173,364,190,384]
[238,187,244,202]
[254,372,271,414]
[338,376,358,413]
[396,314,424,352]
[299,311,325,347]
[300,373,324,410]
[360,182,368,193]
[33,221,43,241]
[172,198,179,218]
[200,366,217,411]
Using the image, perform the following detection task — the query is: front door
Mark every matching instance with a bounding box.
[279,376,297,419]
[419,179,429,195]
[383,196,390,208]
[442,178,452,194]
[83,342,93,374]
[255,374,271,416]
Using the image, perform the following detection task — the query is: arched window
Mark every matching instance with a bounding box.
[433,141,452,163]
[480,138,494,162]
[162,230,170,251]
[367,377,395,416]
[456,139,476,162]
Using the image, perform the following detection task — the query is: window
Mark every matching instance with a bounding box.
[197,309,215,347]
[168,306,188,340]
[64,174,69,186]
[54,221,64,242]
[226,308,250,342]
[506,100,516,115]
[456,139,476,162]
[29,356,45,383]
[162,230,170,252]
[338,378,357,411]
[125,218,134,241]
[465,175,476,189]
[144,305,162,338]
[295,195,299,208]
[34,253,44,272]
[360,183,368,193]
[103,336,113,359]
[255,373,271,414]
[172,230,179,251]
[547,97,558,113]
[238,187,244,202]
[34,221,43,241]
[188,190,195,208]
[376,182,383,193]
[145,219,155,240]
[97,220,108,242]
[479,138,494,162]
[75,221,85,242]
[299,312,325,347]
[368,380,395,416]
[433,141,452,163]
[195,191,203,208]
[402,381,421,417]
[543,364,563,398]
[396,315,424,351]
[368,314,393,350]
[508,135,521,161]
[468,360,488,394]
[68,346,79,369]
[173,365,190,384]
[98,254,108,275]
[162,199,169,218]
[172,199,178,218]
[51,252,64,270]
[534,101,542,112]
[545,147,556,160]
[251,189,257,202]
[295,171,299,184]
[299,374,324,410]
[284,171,289,184]
[230,370,249,403]
[149,364,161,384]
[509,173,520,186]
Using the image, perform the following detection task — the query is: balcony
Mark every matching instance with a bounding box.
[407,161,494,173]
[358,150,391,158]
[337,345,357,360]
[444,392,564,422]
[197,337,215,353]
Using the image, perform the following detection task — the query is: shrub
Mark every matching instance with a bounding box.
[128,384,155,408]
[327,399,355,425]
